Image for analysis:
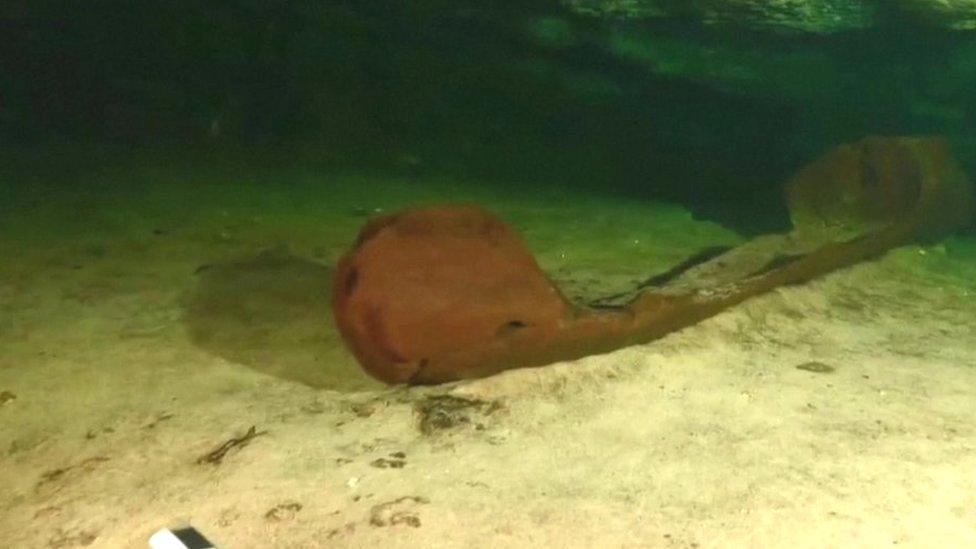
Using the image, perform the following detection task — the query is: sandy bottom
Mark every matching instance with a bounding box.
[1,162,975,548]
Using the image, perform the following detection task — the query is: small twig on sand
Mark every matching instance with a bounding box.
[197,425,268,465]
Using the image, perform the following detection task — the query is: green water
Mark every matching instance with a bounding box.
[3,0,976,397]
[3,4,976,547]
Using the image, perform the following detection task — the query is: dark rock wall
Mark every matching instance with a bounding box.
[2,2,975,229]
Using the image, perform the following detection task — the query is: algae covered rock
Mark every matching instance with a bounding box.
[896,0,976,30]
[699,0,875,33]
[563,0,874,32]
[564,0,976,32]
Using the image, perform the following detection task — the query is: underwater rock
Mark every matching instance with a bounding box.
[564,0,874,32]
[565,0,976,32]
[333,136,973,385]
[698,0,874,33]
[897,0,976,30]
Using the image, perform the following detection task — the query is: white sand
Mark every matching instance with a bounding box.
[1,167,974,548]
